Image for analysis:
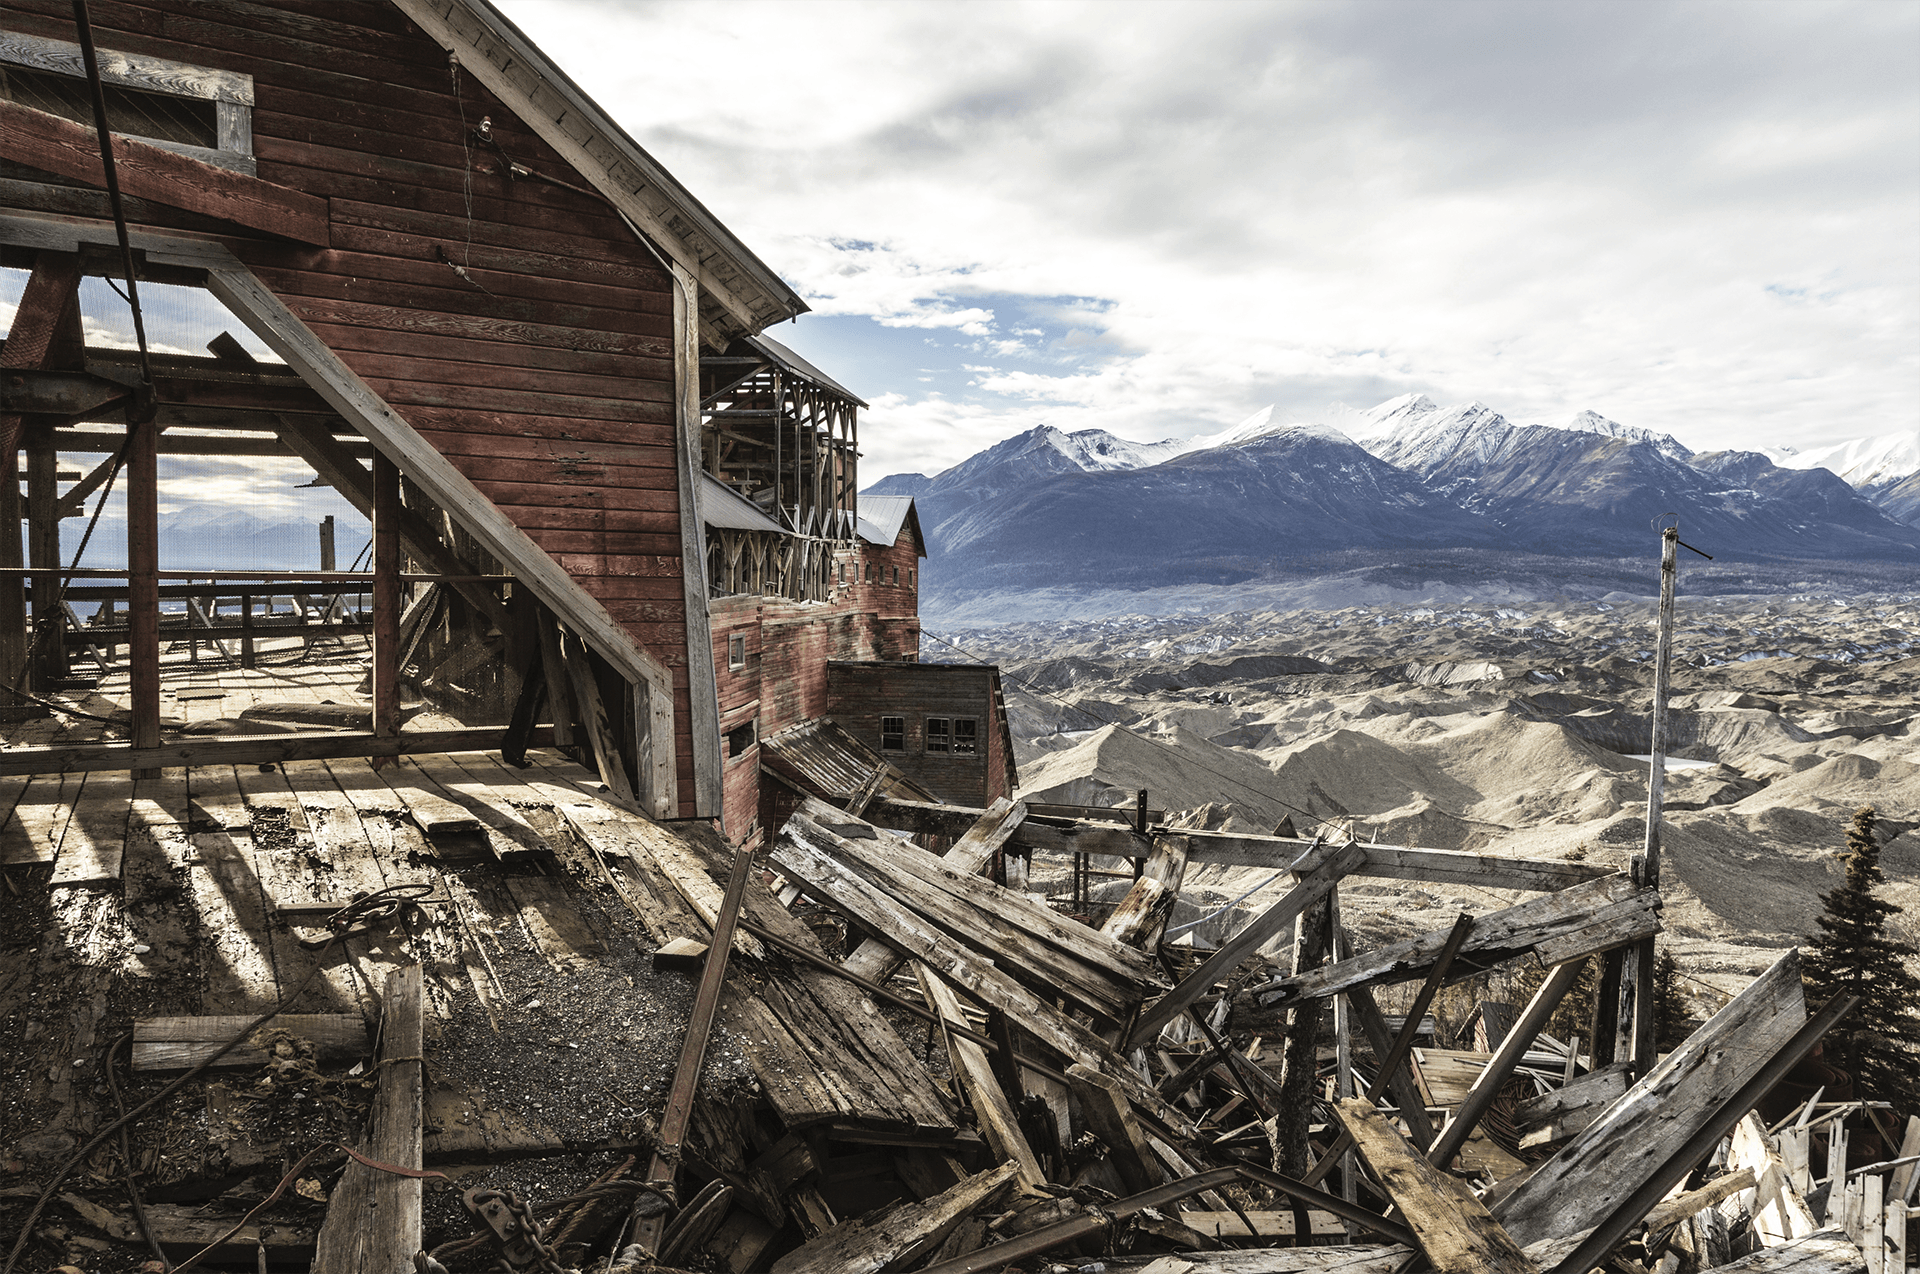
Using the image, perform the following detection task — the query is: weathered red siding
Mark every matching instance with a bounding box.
[3,0,702,807]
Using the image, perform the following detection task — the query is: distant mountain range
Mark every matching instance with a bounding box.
[868,398,1920,605]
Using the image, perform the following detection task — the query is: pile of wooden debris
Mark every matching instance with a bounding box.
[5,769,1914,1273]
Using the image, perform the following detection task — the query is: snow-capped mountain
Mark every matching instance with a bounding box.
[1771,431,1920,487]
[1536,410,1693,463]
[863,395,1920,606]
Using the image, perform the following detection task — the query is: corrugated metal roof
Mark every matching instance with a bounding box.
[745,332,868,407]
[759,717,939,805]
[857,495,915,548]
[701,472,787,534]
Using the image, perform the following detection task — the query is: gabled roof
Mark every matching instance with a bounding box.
[857,496,926,555]
[393,0,807,344]
[700,471,786,534]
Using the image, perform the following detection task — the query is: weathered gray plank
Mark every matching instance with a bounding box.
[916,965,1044,1191]
[1255,873,1659,1009]
[768,1159,1021,1274]
[1332,1098,1536,1274]
[843,797,1024,984]
[1493,950,1807,1247]
[132,1014,367,1071]
[312,965,424,1272]
[1712,1227,1867,1271]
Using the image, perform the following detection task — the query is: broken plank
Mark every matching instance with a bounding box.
[374,755,483,836]
[131,1013,368,1071]
[1332,1097,1536,1274]
[1731,1110,1820,1248]
[1068,1061,1166,1195]
[1710,1227,1869,1271]
[783,805,1157,1017]
[1643,1167,1757,1237]
[843,796,1026,985]
[769,1159,1022,1274]
[1102,833,1189,952]
[501,875,608,972]
[3,769,79,865]
[770,821,1195,1139]
[1255,872,1659,1009]
[1514,1062,1631,1148]
[916,963,1045,1191]
[1495,949,1808,1248]
[313,965,425,1271]
[1128,839,1364,1049]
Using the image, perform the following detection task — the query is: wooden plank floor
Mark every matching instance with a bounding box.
[0,661,959,1236]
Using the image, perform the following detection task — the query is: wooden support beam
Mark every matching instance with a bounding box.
[1332,1098,1536,1274]
[1348,984,1437,1150]
[1254,872,1661,1010]
[0,98,328,244]
[313,965,424,1270]
[672,261,724,817]
[1126,839,1364,1050]
[860,796,1610,891]
[916,964,1045,1191]
[560,626,638,807]
[371,453,401,745]
[0,726,551,776]
[271,414,507,629]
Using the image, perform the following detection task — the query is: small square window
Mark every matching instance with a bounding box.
[880,716,905,751]
[727,633,746,669]
[727,720,756,758]
[953,718,978,755]
[925,717,950,754]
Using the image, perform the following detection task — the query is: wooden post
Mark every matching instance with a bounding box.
[1279,892,1332,1175]
[1328,889,1356,1202]
[0,468,25,711]
[238,593,256,670]
[313,965,424,1272]
[25,422,66,688]
[127,403,161,763]
[318,514,335,572]
[1633,523,1679,1072]
[371,453,400,746]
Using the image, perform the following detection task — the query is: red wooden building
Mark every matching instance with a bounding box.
[0,0,1013,836]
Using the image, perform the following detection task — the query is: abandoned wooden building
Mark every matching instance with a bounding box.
[2,2,1910,1273]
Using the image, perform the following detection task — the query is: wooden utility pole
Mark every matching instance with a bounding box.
[1631,523,1680,1070]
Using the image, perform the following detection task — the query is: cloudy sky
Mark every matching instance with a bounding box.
[497,0,1919,481]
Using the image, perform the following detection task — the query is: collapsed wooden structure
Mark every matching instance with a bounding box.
[6,702,1910,1270]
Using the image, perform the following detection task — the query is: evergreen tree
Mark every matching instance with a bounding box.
[1652,950,1690,1051]
[1802,806,1920,1110]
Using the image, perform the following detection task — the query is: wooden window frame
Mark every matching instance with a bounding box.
[952,717,978,756]
[726,719,756,760]
[925,716,950,754]
[727,631,746,670]
[880,715,905,752]
[0,31,256,174]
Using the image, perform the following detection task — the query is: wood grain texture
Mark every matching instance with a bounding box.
[1494,950,1808,1247]
[130,1013,366,1071]
[1332,1098,1537,1274]
[917,964,1044,1190]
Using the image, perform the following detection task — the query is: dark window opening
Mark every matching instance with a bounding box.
[865,561,874,582]
[727,720,756,758]
[727,632,746,670]
[891,566,899,585]
[0,64,216,148]
[880,715,905,751]
[953,718,978,755]
[909,568,916,587]
[925,716,950,753]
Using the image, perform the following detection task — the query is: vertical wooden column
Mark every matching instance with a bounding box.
[25,423,63,688]
[1,251,83,708]
[372,452,400,745]
[127,406,161,757]
[1632,524,1679,1071]
[318,514,336,571]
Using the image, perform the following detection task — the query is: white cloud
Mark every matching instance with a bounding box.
[403,5,1920,473]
